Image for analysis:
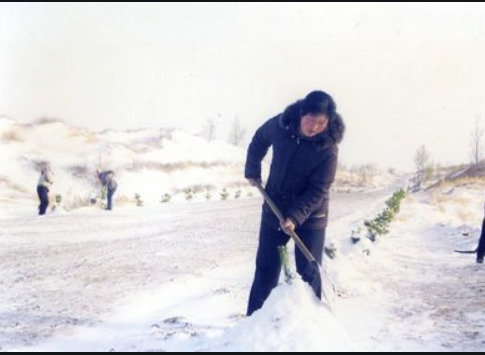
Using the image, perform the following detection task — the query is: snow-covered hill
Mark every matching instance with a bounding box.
[0,117,401,213]
[0,117,250,210]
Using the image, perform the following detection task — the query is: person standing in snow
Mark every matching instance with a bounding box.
[97,170,118,211]
[37,164,54,216]
[245,91,345,316]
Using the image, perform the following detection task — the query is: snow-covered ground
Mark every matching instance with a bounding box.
[0,190,388,352]
[2,180,485,352]
[332,182,485,352]
[2,118,485,352]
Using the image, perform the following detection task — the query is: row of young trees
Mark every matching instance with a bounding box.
[132,188,252,206]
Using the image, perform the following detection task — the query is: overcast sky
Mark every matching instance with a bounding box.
[2,3,485,169]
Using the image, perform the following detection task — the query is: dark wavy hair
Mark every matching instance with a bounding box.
[300,91,337,118]
[295,90,345,145]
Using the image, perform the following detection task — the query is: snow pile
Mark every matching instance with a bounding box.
[216,280,353,352]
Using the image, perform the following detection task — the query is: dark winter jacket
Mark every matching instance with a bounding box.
[245,102,345,230]
[99,171,118,191]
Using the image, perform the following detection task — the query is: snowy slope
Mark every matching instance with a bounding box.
[0,119,250,210]
[0,118,401,213]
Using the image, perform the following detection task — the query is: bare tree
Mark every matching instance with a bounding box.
[357,163,377,187]
[470,116,484,166]
[229,116,246,146]
[414,145,430,173]
[414,145,431,185]
[202,117,218,142]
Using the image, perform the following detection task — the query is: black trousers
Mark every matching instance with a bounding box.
[37,186,50,215]
[107,187,117,210]
[247,221,325,316]
[477,218,485,261]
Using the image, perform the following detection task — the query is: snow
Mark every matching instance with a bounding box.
[330,183,485,351]
[2,118,485,352]
[16,266,351,352]
[0,119,250,210]
[222,280,351,353]
[0,191,389,352]
[2,171,485,351]
[0,119,398,211]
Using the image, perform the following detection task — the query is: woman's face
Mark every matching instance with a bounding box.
[300,113,329,138]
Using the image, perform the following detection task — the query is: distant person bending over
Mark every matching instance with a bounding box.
[97,170,118,211]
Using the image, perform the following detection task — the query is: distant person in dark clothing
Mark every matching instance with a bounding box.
[97,170,118,211]
[37,165,53,216]
[477,208,485,264]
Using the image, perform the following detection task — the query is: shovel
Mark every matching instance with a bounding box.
[256,184,323,300]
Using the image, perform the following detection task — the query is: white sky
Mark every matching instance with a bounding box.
[2,2,485,169]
